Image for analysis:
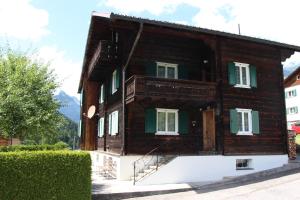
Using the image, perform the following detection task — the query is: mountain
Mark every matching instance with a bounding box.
[55,90,80,123]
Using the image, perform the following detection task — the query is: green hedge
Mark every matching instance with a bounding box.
[0,151,91,200]
[0,142,69,152]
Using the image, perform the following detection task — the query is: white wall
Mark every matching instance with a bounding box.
[138,155,288,185]
[90,151,155,180]
[285,85,300,127]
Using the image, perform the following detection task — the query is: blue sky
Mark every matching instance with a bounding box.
[1,0,300,98]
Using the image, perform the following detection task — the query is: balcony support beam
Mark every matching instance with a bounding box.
[121,22,144,156]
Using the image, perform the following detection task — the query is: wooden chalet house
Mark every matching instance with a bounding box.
[78,12,300,184]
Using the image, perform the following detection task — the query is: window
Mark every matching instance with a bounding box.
[236,109,252,135]
[297,75,300,80]
[287,107,298,115]
[99,84,104,103]
[98,117,104,137]
[286,89,297,98]
[109,111,118,135]
[236,159,253,170]
[234,62,250,88]
[156,108,178,135]
[156,62,178,79]
[112,70,118,94]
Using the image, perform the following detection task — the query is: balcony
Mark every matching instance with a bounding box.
[88,40,119,80]
[126,75,217,105]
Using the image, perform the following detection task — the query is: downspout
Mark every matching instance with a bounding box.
[121,22,144,155]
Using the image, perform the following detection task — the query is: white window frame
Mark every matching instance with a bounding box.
[156,62,178,79]
[234,62,250,88]
[236,108,253,136]
[286,89,297,98]
[98,117,104,137]
[236,159,253,170]
[287,107,298,115]
[112,70,117,94]
[155,108,179,136]
[99,84,104,104]
[109,110,118,136]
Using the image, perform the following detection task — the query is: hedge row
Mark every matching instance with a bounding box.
[0,142,69,152]
[0,151,91,200]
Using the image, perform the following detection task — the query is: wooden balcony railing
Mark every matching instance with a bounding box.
[88,40,118,78]
[125,75,217,104]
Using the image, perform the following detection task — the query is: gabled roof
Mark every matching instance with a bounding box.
[110,13,300,52]
[78,12,300,92]
[284,66,300,87]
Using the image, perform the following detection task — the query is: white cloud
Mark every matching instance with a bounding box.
[0,0,49,40]
[36,46,81,98]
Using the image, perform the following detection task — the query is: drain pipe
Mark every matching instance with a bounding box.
[121,22,144,155]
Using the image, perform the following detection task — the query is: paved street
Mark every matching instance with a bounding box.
[127,172,300,200]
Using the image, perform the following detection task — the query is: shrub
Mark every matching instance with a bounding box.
[0,151,91,200]
[0,142,69,152]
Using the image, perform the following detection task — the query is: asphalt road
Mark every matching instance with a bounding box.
[127,172,300,200]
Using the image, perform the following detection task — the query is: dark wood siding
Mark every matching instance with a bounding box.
[220,38,287,154]
[126,102,204,154]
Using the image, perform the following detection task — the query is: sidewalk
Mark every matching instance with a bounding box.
[92,172,212,200]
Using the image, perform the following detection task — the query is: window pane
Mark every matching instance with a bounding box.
[242,67,247,85]
[238,112,243,132]
[235,66,240,84]
[244,112,249,132]
[167,67,175,79]
[157,112,166,131]
[167,112,176,132]
[100,85,104,103]
[157,66,165,78]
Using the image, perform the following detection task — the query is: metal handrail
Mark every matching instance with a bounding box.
[133,147,160,185]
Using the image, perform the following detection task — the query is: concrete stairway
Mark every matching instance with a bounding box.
[131,155,176,183]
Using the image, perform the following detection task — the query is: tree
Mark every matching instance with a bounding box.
[0,47,64,144]
[58,114,79,149]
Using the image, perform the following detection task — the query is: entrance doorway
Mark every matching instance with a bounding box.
[203,109,216,151]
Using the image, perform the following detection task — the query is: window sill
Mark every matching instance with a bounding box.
[236,168,254,170]
[234,85,251,89]
[236,132,253,136]
[155,132,179,136]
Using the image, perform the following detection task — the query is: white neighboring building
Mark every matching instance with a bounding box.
[285,67,300,129]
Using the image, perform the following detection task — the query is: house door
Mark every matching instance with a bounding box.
[203,109,216,151]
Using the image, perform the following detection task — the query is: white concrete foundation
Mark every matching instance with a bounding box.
[90,152,288,185]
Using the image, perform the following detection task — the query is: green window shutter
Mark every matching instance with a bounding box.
[294,90,297,97]
[230,109,238,134]
[252,111,260,134]
[178,65,188,80]
[296,107,299,114]
[179,110,189,134]
[250,65,257,88]
[145,108,156,134]
[145,61,157,77]
[115,68,120,89]
[228,62,236,85]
